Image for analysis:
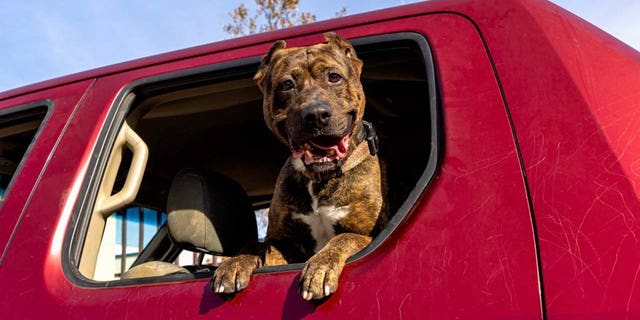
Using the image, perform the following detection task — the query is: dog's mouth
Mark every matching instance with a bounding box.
[291,134,350,165]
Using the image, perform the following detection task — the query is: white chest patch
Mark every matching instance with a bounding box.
[294,206,350,252]
[293,182,350,252]
[291,157,305,172]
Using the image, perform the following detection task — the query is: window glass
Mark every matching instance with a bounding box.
[255,208,269,241]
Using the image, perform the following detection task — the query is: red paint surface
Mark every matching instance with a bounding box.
[1,0,638,318]
[464,0,640,318]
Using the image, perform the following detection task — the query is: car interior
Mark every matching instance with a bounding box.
[76,36,435,281]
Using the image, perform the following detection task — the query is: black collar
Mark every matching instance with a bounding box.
[356,120,379,156]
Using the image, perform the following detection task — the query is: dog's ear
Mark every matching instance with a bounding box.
[324,32,363,75]
[254,40,286,92]
[324,32,357,59]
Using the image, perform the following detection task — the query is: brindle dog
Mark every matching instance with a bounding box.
[212,32,385,300]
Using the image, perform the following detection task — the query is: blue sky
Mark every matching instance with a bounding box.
[0,0,638,93]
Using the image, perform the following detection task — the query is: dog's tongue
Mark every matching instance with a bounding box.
[291,135,350,165]
[309,136,348,156]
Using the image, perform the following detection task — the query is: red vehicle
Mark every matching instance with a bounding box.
[1,0,639,318]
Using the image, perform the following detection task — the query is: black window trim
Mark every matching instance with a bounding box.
[62,32,441,287]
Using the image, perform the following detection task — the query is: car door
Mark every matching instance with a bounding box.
[0,13,543,319]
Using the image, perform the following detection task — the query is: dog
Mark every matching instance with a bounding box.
[212,32,386,300]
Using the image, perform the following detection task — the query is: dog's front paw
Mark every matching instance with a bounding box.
[299,251,345,300]
[212,254,261,294]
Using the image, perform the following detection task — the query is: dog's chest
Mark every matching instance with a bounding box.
[293,182,349,253]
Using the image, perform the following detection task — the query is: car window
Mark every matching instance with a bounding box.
[0,106,48,205]
[70,33,438,284]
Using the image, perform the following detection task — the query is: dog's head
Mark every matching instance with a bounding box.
[254,32,365,175]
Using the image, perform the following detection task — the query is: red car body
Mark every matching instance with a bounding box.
[1,0,639,318]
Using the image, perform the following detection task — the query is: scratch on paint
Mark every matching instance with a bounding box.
[454,150,516,183]
[498,241,516,309]
[453,195,494,226]
[538,238,598,282]
[626,263,640,313]
[601,234,626,306]
[526,155,547,170]
[564,129,600,160]
[375,244,400,320]
[593,179,638,241]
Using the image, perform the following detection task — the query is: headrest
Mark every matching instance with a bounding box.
[166,168,258,255]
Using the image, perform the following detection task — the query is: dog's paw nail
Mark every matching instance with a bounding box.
[324,285,330,296]
[302,290,309,300]
[218,285,225,293]
[236,282,241,291]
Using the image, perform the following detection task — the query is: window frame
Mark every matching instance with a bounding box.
[0,100,53,209]
[62,32,441,287]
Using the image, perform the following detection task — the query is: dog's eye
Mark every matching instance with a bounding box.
[328,72,342,83]
[278,79,295,91]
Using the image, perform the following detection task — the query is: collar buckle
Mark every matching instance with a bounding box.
[362,121,379,156]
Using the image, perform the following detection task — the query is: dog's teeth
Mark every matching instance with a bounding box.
[305,151,313,162]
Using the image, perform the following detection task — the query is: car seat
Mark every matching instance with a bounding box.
[121,168,258,279]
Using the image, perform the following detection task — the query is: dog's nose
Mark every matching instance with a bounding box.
[301,103,332,127]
